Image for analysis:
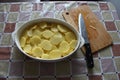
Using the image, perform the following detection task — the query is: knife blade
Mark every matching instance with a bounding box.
[78,14,94,68]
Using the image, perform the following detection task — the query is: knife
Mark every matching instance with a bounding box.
[78,14,94,68]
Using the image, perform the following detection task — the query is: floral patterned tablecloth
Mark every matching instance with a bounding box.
[0,1,120,80]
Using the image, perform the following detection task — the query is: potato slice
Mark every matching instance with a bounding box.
[27,25,37,37]
[59,41,70,53]
[31,25,37,30]
[49,50,61,59]
[20,37,26,48]
[51,27,58,33]
[70,40,77,49]
[33,29,41,37]
[27,29,32,37]
[23,44,32,53]
[62,53,68,57]
[32,47,43,57]
[62,49,73,57]
[52,45,57,50]
[50,33,63,45]
[57,24,69,33]
[26,38,30,44]
[40,40,52,51]
[42,30,54,39]
[39,22,47,29]
[41,54,49,59]
[30,35,41,45]
[65,32,76,42]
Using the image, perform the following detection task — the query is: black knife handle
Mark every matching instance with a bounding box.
[84,43,94,68]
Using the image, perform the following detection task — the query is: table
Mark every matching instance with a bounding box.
[0,1,120,80]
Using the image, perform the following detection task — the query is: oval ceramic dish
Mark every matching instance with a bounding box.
[12,18,84,62]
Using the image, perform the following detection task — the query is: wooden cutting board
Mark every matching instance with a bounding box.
[62,5,112,54]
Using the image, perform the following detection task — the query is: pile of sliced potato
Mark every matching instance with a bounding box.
[20,22,77,60]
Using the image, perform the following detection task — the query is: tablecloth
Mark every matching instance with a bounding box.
[0,1,120,80]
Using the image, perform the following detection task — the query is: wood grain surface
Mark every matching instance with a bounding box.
[62,5,112,54]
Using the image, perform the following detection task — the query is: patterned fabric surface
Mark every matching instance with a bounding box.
[0,1,120,80]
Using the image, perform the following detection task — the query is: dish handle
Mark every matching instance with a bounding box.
[12,30,17,42]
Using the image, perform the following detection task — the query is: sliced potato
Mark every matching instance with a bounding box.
[62,53,68,57]
[27,25,38,37]
[59,41,70,53]
[62,49,73,57]
[55,32,63,37]
[23,44,32,53]
[32,47,43,57]
[70,40,77,49]
[39,22,47,29]
[20,37,26,48]
[50,33,63,45]
[26,38,30,44]
[27,29,32,37]
[31,25,37,30]
[65,32,76,42]
[30,35,41,45]
[57,24,69,33]
[33,29,41,37]
[40,40,52,51]
[49,50,61,59]
[51,27,58,33]
[41,54,49,59]
[42,30,54,39]
[52,45,57,50]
